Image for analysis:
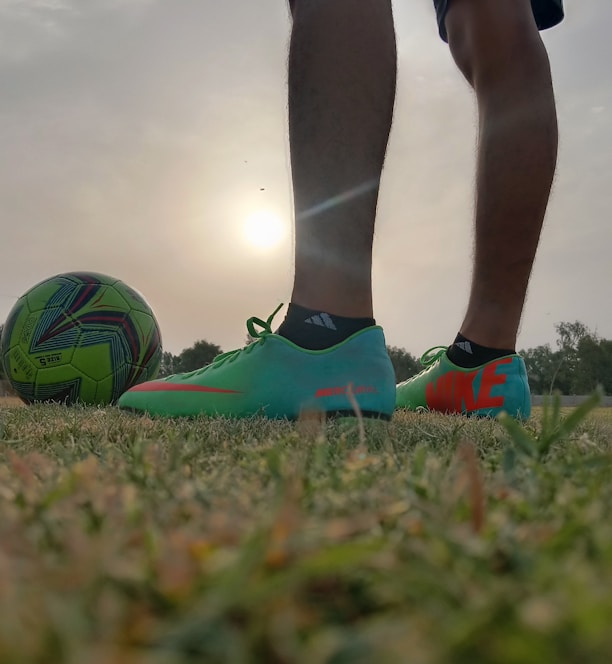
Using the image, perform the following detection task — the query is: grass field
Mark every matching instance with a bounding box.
[0,398,611,663]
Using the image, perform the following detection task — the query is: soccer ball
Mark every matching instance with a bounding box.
[0,272,162,405]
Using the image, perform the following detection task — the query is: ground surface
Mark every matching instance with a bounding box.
[0,398,611,663]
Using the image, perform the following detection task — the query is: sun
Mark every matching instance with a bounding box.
[243,211,287,250]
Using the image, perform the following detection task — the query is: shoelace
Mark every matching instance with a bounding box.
[419,346,448,366]
[188,303,285,375]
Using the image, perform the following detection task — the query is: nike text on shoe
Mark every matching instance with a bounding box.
[395,346,531,419]
[118,305,396,420]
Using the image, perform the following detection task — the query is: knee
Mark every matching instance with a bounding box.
[445,0,545,88]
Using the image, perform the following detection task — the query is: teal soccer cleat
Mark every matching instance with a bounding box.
[395,346,531,419]
[119,306,396,419]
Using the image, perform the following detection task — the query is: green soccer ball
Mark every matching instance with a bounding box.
[0,272,162,405]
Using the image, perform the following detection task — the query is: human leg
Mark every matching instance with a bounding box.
[118,0,398,418]
[447,0,559,351]
[278,0,398,350]
[286,0,396,320]
[396,0,561,418]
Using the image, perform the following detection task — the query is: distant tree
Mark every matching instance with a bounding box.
[520,344,569,394]
[520,344,555,394]
[575,336,612,395]
[597,340,612,394]
[554,321,593,393]
[521,321,612,395]
[158,351,181,378]
[555,321,591,354]
[386,346,420,383]
[0,324,5,380]
[157,340,223,378]
[176,339,222,373]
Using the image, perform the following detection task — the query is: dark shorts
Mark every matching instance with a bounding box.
[434,0,564,42]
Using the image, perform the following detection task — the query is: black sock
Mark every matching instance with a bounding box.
[446,333,515,369]
[276,303,375,350]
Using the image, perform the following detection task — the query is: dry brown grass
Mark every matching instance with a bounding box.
[0,396,23,407]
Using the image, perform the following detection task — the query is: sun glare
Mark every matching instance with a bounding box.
[243,211,286,250]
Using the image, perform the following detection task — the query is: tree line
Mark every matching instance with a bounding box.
[520,321,612,395]
[1,321,611,395]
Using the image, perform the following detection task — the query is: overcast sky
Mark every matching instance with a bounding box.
[1,0,611,357]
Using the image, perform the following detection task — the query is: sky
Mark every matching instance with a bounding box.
[0,0,611,358]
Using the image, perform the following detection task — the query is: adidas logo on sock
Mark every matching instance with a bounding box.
[455,341,473,354]
[305,313,337,330]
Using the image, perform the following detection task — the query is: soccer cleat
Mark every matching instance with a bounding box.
[118,305,396,419]
[395,346,531,419]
